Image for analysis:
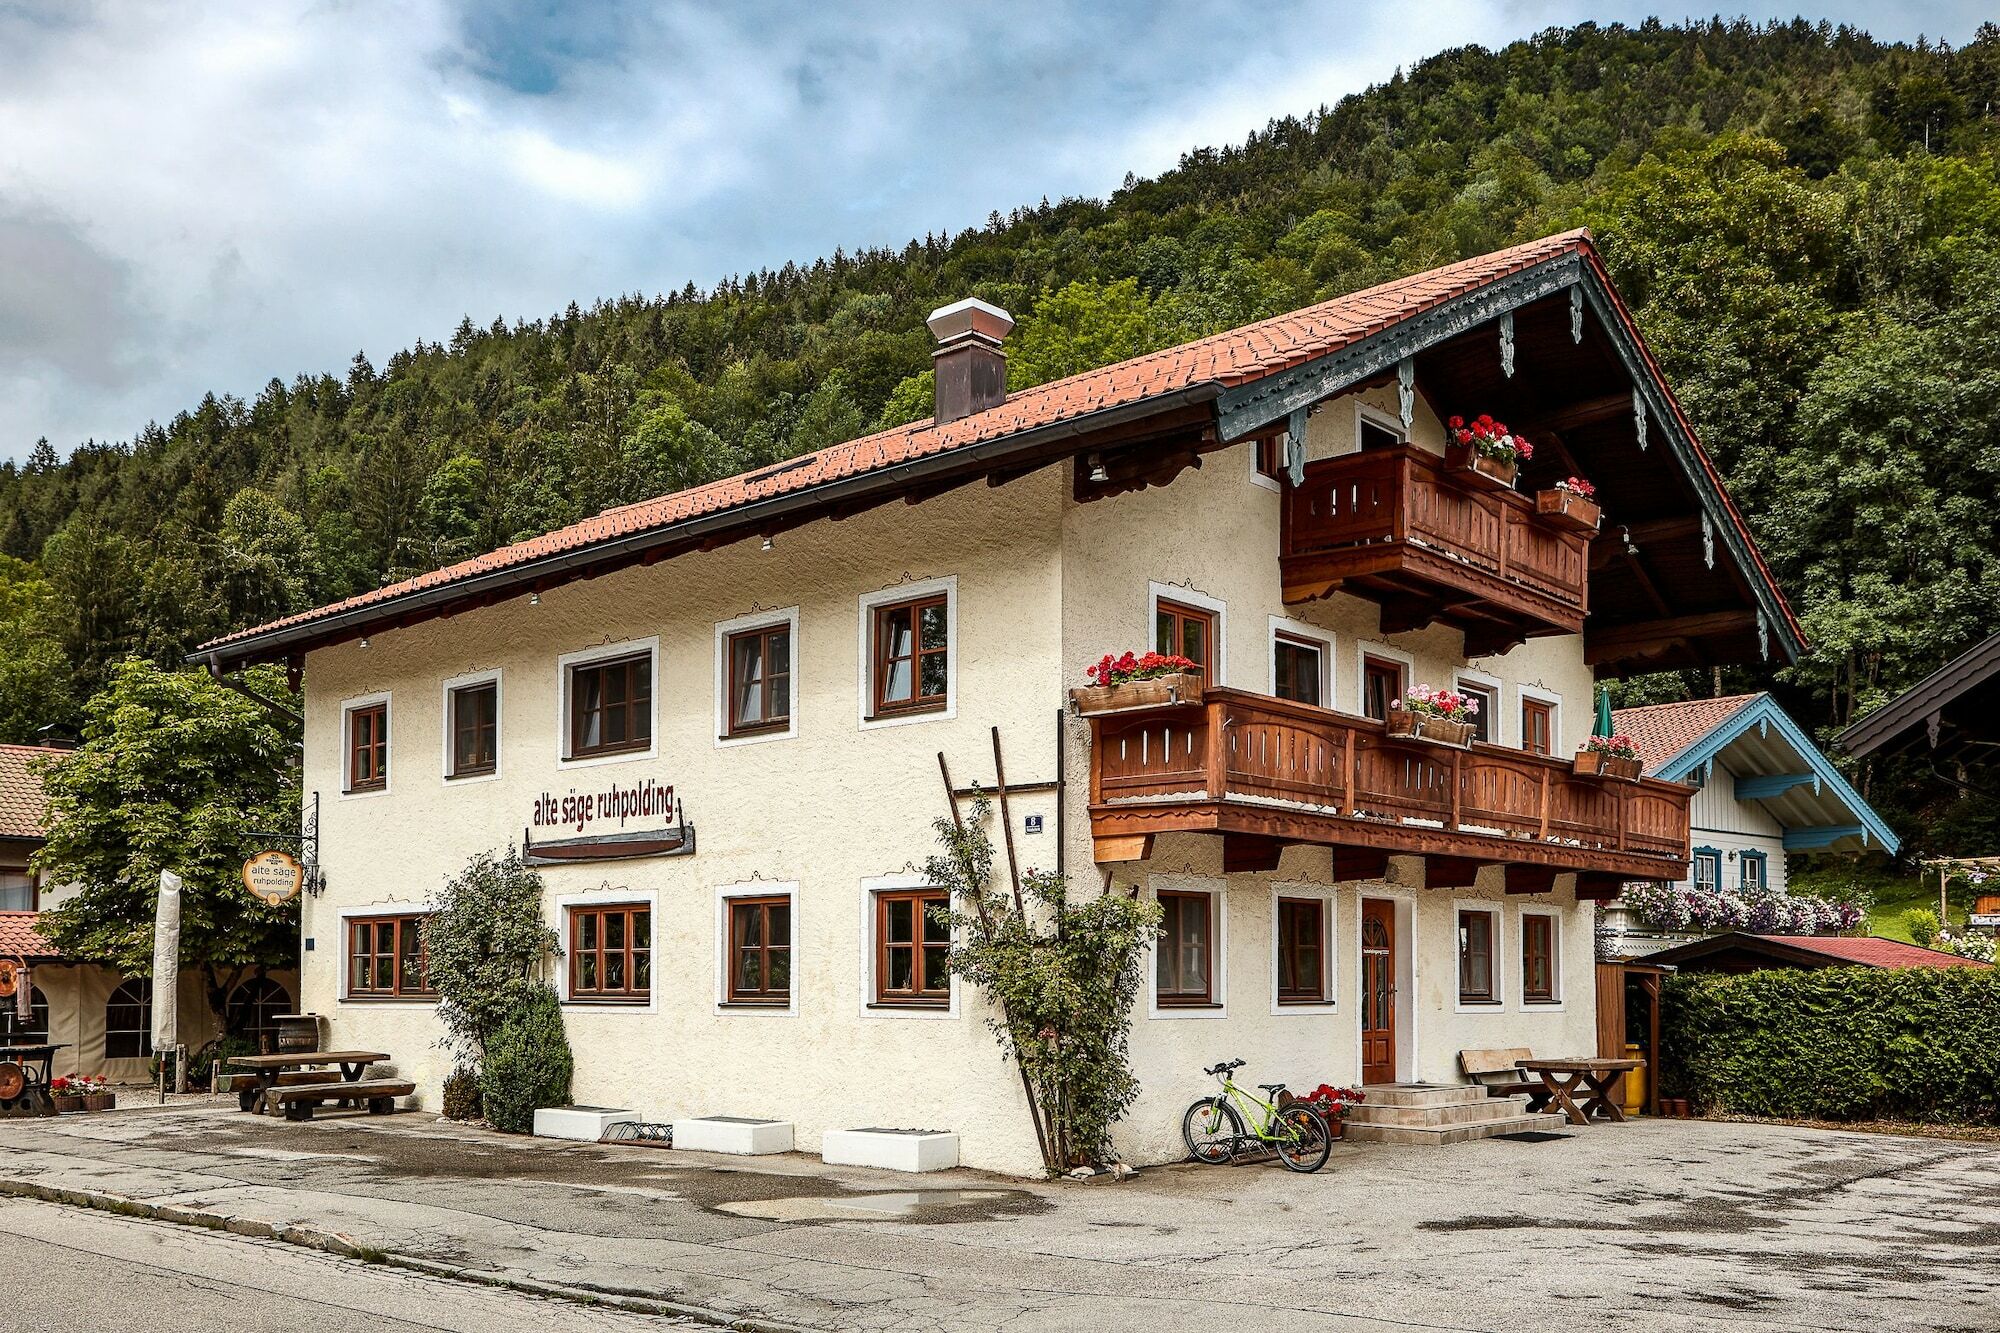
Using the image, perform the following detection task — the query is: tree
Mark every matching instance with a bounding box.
[0,556,76,743]
[34,661,300,1026]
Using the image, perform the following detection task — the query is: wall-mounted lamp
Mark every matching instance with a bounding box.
[761,536,774,552]
[1086,452,1109,483]
[529,592,541,606]
[358,637,370,650]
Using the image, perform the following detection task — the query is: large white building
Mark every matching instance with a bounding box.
[199,231,1801,1174]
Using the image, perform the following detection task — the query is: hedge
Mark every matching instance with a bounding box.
[1661,966,2000,1124]
[478,984,574,1133]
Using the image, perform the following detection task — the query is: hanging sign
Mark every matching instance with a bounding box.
[0,958,20,999]
[242,850,305,905]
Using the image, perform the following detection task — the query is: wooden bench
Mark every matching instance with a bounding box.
[1460,1047,1550,1110]
[224,1069,341,1112]
[270,1079,414,1121]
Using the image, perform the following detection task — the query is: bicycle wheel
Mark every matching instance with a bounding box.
[1273,1105,1331,1174]
[1181,1096,1244,1164]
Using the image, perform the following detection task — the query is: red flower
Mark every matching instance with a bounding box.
[1447,415,1464,429]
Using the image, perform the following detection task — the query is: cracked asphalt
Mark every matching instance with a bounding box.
[0,1103,1995,1331]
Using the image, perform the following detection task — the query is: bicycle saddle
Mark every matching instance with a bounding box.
[1258,1082,1287,1096]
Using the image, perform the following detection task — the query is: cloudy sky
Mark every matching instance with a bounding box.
[1,2,1989,462]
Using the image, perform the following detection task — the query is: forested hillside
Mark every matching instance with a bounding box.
[4,18,1998,845]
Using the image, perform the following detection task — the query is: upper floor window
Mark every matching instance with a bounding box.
[1273,632,1325,707]
[1456,678,1498,743]
[0,868,34,913]
[1740,851,1767,893]
[1457,908,1498,1005]
[1156,889,1216,1006]
[568,652,651,759]
[568,903,651,1003]
[1693,849,1721,895]
[347,914,435,999]
[727,623,793,737]
[1253,434,1284,483]
[1359,414,1402,451]
[872,595,950,717]
[1521,697,1554,756]
[448,680,498,778]
[1362,654,1404,722]
[874,887,950,1006]
[345,701,388,793]
[1155,599,1217,684]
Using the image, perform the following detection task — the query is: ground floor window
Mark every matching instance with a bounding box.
[1692,848,1721,895]
[1457,908,1498,1006]
[1275,897,1325,1004]
[568,904,651,1003]
[1522,913,1558,1004]
[347,914,435,999]
[874,888,950,1006]
[105,978,151,1059]
[727,896,792,1004]
[1156,890,1215,1006]
[226,976,294,1052]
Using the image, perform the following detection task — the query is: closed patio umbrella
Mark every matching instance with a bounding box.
[1593,686,1615,738]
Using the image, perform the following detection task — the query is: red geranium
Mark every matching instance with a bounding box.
[1086,651,1200,687]
[1448,413,1532,467]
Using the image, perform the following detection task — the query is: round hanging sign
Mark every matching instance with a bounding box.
[242,850,304,905]
[0,959,19,999]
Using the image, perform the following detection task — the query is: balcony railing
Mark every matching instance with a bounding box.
[1280,446,1591,652]
[1086,688,1691,882]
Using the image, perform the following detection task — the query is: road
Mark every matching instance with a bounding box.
[0,1196,695,1332]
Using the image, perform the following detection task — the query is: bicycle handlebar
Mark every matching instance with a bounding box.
[1203,1058,1246,1078]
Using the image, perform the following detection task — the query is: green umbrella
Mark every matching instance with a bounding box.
[1593,686,1615,738]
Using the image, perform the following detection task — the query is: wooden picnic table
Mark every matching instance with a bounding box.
[226,1050,389,1115]
[1517,1056,1645,1126]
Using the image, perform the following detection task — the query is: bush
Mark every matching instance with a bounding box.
[441,1067,483,1121]
[1662,967,2000,1123]
[478,985,573,1133]
[422,850,560,1065]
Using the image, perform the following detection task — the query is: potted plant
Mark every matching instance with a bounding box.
[1573,733,1643,781]
[1298,1084,1365,1140]
[1535,476,1601,533]
[49,1076,83,1114]
[1444,414,1533,488]
[1384,685,1480,747]
[1068,651,1203,715]
[74,1074,114,1111]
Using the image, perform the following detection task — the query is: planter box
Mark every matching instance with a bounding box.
[1386,711,1476,748]
[822,1127,960,1173]
[51,1094,83,1114]
[1445,442,1517,489]
[1535,488,1601,534]
[533,1105,637,1142]
[1573,750,1643,781]
[673,1115,794,1155]
[82,1093,115,1112]
[1068,672,1202,716]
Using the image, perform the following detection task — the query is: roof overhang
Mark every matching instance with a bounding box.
[1838,631,2000,763]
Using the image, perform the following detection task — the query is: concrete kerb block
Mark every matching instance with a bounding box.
[821,1128,960,1172]
[672,1116,794,1155]
[532,1105,638,1142]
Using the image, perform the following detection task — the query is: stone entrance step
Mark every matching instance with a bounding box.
[1343,1084,1570,1145]
[1351,1082,1489,1109]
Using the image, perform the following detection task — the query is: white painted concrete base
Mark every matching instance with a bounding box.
[673,1116,795,1155]
[533,1106,637,1141]
[822,1128,961,1172]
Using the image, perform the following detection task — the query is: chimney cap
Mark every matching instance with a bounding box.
[927,297,1014,346]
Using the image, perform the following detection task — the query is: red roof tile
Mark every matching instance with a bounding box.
[0,912,55,962]
[1753,934,1992,969]
[0,745,62,842]
[1611,695,1762,771]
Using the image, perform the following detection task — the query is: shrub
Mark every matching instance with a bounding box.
[1661,967,2000,1123]
[478,984,573,1133]
[441,1067,483,1121]
[422,850,561,1066]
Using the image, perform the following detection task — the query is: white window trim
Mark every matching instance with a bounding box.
[338,691,393,799]
[1149,876,1227,1020]
[1247,434,1282,493]
[1453,900,1505,1014]
[1148,581,1228,686]
[1518,683,1563,757]
[1355,400,1408,451]
[1353,640,1415,716]
[1517,905,1565,1011]
[1268,615,1333,707]
[439,669,503,786]
[555,636,661,769]
[554,887,660,1013]
[857,576,958,731]
[1270,882,1337,1016]
[859,872,959,1019]
[334,900,437,1008]
[714,607,800,749]
[715,881,798,1016]
[1454,667,1503,745]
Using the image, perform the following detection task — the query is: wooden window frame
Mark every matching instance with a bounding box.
[567,651,653,760]
[1272,629,1327,708]
[1155,889,1217,1007]
[345,700,389,793]
[566,903,652,1004]
[869,594,951,719]
[1154,598,1219,685]
[1457,907,1498,1006]
[1739,850,1768,892]
[1252,433,1284,484]
[448,680,498,779]
[1692,848,1722,895]
[1275,896,1327,1005]
[1521,697,1555,756]
[1456,677,1499,744]
[1361,654,1405,722]
[724,623,793,738]
[872,887,951,1007]
[0,866,38,913]
[726,895,792,1005]
[345,914,437,1000]
[1522,912,1558,1005]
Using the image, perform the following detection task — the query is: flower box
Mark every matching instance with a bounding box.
[83,1092,115,1112]
[51,1093,83,1114]
[1069,672,1203,716]
[1385,711,1477,748]
[1572,749,1642,781]
[1445,441,1517,489]
[1535,488,1601,533]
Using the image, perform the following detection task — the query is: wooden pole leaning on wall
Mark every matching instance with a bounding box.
[990,727,1027,916]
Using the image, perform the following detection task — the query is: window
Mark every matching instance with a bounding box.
[1254,434,1284,482]
[874,888,950,1005]
[346,701,388,792]
[0,986,48,1046]
[226,977,294,1053]
[1693,849,1722,895]
[1275,897,1326,1004]
[1273,632,1325,707]
[1156,890,1215,1006]
[568,904,651,1002]
[1740,851,1768,893]
[1156,600,1217,683]
[1362,655,1405,722]
[1359,416,1402,451]
[568,653,652,759]
[346,915,435,999]
[727,896,792,1004]
[105,979,152,1059]
[1456,679,1497,743]
[0,868,33,912]
[1457,909,1497,1005]
[872,595,950,717]
[448,681,498,778]
[1522,698,1554,756]
[726,624,792,736]
[1522,914,1557,1004]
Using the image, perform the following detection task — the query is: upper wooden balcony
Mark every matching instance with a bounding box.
[1086,688,1691,888]
[1281,445,1592,655]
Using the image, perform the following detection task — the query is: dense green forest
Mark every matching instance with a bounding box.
[4,17,1998,851]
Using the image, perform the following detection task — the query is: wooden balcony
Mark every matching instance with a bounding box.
[1086,689,1691,887]
[1281,445,1591,654]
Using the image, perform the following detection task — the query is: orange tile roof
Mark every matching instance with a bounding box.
[1611,695,1762,771]
[1752,934,1991,970]
[0,912,55,962]
[0,745,61,842]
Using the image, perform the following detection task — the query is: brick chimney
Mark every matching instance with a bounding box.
[927,297,1014,425]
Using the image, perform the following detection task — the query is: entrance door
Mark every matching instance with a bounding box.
[1360,899,1396,1084]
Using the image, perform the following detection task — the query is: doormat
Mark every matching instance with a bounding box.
[1490,1131,1570,1143]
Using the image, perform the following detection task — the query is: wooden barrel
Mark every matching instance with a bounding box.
[274,1014,321,1053]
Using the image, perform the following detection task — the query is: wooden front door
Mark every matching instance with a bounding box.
[1360,899,1396,1084]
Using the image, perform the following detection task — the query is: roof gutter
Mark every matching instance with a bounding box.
[196,382,1226,670]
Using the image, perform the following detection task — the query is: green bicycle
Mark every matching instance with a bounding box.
[1181,1058,1331,1173]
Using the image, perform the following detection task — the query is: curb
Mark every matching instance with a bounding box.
[0,1177,821,1333]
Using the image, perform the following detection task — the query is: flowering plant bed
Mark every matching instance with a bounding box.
[1618,881,1864,934]
[1444,414,1532,489]
[52,1074,109,1112]
[1069,652,1202,715]
[1573,733,1642,780]
[1536,477,1601,533]
[1384,685,1480,747]
[1295,1083,1365,1137]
